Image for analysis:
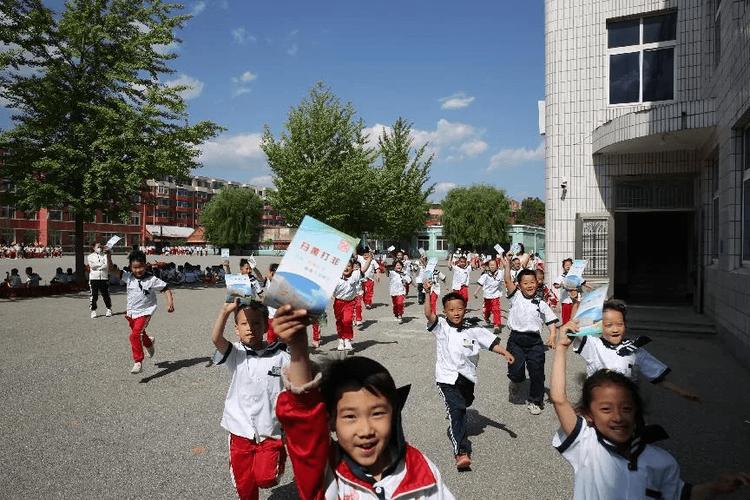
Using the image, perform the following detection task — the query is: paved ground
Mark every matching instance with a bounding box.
[1,255,749,499]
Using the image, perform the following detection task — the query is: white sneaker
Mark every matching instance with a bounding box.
[130,362,142,374]
[90,311,97,319]
[105,309,112,317]
[145,337,155,358]
[337,339,345,351]
[344,339,353,351]
[526,401,542,415]
[399,316,405,324]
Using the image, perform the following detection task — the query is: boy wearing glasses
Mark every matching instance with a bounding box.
[123,250,175,374]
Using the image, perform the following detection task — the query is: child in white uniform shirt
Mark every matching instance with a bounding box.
[473,259,504,333]
[421,285,515,471]
[332,261,362,351]
[211,299,289,500]
[561,300,700,401]
[550,334,749,500]
[449,255,472,306]
[502,258,558,415]
[389,260,412,322]
[427,268,447,316]
[122,251,175,374]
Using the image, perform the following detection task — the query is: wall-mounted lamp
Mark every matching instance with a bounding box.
[560,178,568,200]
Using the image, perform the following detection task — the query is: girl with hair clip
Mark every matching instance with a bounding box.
[550,335,749,500]
[272,305,455,500]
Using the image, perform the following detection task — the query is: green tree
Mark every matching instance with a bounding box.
[371,118,434,242]
[200,187,263,248]
[261,82,376,236]
[0,0,222,279]
[441,185,511,248]
[515,197,545,226]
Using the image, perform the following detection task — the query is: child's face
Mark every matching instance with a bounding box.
[130,260,147,278]
[585,383,637,445]
[601,309,626,345]
[519,274,538,296]
[563,261,572,272]
[335,388,393,476]
[512,259,521,270]
[240,263,251,275]
[488,261,498,272]
[535,271,544,284]
[396,252,403,260]
[394,262,403,272]
[234,308,267,347]
[342,263,353,277]
[458,257,467,268]
[443,298,466,325]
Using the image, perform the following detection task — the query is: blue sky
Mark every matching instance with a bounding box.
[2,0,546,201]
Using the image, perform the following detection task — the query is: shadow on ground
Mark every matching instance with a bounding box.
[139,356,212,384]
[466,409,518,439]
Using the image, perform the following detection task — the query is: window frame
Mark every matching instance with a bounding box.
[742,126,750,265]
[713,0,722,68]
[417,237,430,251]
[606,12,678,107]
[711,149,720,263]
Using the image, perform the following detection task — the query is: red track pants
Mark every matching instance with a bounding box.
[391,294,405,317]
[363,279,375,306]
[334,298,355,340]
[126,315,153,363]
[229,434,286,500]
[354,295,363,322]
[266,318,277,344]
[430,291,439,316]
[483,297,502,327]
[453,285,469,306]
[562,302,573,325]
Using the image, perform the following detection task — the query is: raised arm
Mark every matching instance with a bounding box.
[272,305,313,387]
[211,301,237,353]
[549,335,578,435]
[501,257,517,295]
[163,288,175,313]
[423,279,437,324]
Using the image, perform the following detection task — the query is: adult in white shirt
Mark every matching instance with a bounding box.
[87,242,113,318]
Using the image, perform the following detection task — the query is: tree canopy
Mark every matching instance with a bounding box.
[515,197,545,226]
[262,83,433,239]
[200,187,263,248]
[0,0,222,278]
[441,185,511,249]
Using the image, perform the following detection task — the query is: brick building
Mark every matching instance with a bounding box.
[543,0,750,355]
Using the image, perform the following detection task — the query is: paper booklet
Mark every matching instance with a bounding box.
[494,244,505,256]
[424,257,438,277]
[567,283,609,337]
[221,248,230,259]
[387,245,396,253]
[509,243,520,255]
[225,274,256,302]
[561,259,588,290]
[418,247,426,256]
[105,235,121,249]
[264,215,360,318]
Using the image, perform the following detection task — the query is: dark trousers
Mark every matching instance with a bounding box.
[437,375,475,455]
[506,331,545,404]
[417,283,426,304]
[89,279,112,311]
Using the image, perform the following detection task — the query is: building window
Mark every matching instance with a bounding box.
[742,126,750,263]
[48,209,63,221]
[713,0,722,68]
[435,238,448,251]
[607,12,677,104]
[711,149,720,260]
[579,218,609,278]
[417,237,430,251]
[0,205,16,218]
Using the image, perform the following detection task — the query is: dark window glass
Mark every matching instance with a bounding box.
[745,128,750,171]
[643,48,674,101]
[744,179,750,260]
[714,12,721,67]
[712,196,720,259]
[643,13,677,43]
[608,19,641,48]
[609,52,640,104]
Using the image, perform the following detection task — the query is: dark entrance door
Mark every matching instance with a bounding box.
[614,211,694,304]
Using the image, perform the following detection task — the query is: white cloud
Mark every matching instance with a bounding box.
[487,142,544,171]
[248,175,274,188]
[233,87,252,97]
[238,71,257,83]
[286,43,299,56]
[199,132,266,170]
[439,92,475,110]
[154,40,180,54]
[364,119,485,161]
[231,27,256,45]
[230,71,257,97]
[164,73,204,100]
[431,182,457,201]
[191,1,206,16]
[458,139,488,157]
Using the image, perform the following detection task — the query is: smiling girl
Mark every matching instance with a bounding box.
[272,305,454,500]
[550,335,749,499]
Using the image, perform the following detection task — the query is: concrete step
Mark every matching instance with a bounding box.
[627,305,716,335]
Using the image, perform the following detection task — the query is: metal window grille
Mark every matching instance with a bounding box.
[581,219,609,277]
[615,177,694,210]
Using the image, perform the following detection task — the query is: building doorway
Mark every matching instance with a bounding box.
[614,211,695,304]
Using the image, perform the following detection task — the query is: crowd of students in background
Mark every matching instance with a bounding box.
[0,242,63,259]
[139,245,215,256]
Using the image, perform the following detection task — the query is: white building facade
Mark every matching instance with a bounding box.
[544,0,750,355]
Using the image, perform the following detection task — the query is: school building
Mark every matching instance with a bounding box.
[543,0,750,356]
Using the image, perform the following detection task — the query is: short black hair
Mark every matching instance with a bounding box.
[321,357,398,416]
[269,263,279,272]
[603,299,628,322]
[441,291,466,307]
[517,269,537,282]
[128,250,147,265]
[233,299,269,324]
[239,258,250,268]
[579,369,644,429]
[562,258,573,266]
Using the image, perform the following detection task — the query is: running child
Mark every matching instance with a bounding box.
[122,250,174,374]
[332,260,361,351]
[415,255,428,305]
[560,300,700,401]
[352,260,364,327]
[550,335,749,499]
[554,258,576,324]
[426,268,447,316]
[502,256,559,415]
[473,259,504,334]
[448,255,471,306]
[262,263,280,343]
[421,285,515,470]
[535,268,558,308]
[272,305,456,499]
[358,248,380,309]
[211,299,289,500]
[389,260,411,323]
